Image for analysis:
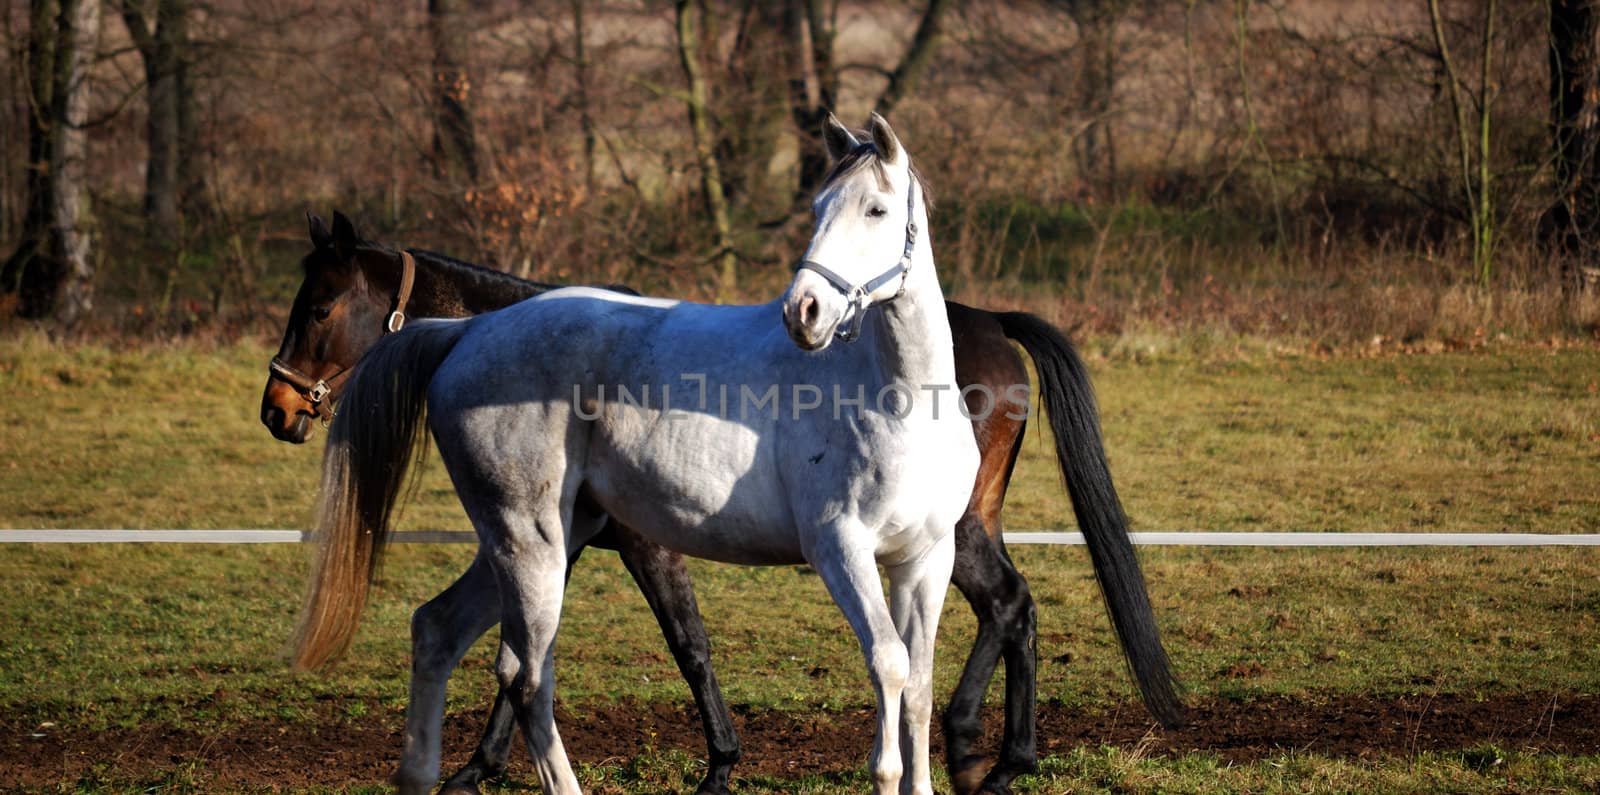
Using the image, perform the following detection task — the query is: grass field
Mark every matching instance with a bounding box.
[1,334,1598,792]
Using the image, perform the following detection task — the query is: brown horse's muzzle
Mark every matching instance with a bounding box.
[261,379,316,443]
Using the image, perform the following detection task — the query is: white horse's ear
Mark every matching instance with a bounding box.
[868,112,903,165]
[823,112,859,162]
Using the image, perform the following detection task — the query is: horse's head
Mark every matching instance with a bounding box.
[783,113,923,351]
[260,211,404,443]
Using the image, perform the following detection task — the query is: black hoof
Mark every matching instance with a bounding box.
[694,771,733,795]
[437,770,488,795]
[949,754,991,795]
[977,758,1036,795]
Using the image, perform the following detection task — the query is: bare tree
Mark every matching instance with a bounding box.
[430,0,478,184]
[2,0,101,324]
[676,0,738,296]
[671,0,956,227]
[701,1,795,210]
[571,0,596,194]
[1546,0,1600,289]
[1429,0,1497,287]
[779,0,949,200]
[786,0,839,196]
[874,0,953,118]
[1060,0,1127,201]
[115,0,200,248]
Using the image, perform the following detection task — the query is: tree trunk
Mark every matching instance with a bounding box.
[675,0,738,297]
[711,1,791,208]
[173,5,204,219]
[117,0,187,247]
[1428,0,1496,287]
[786,0,837,198]
[3,0,101,324]
[3,0,58,299]
[571,0,596,195]
[778,0,943,202]
[873,0,951,118]
[429,0,478,184]
[1546,0,1600,289]
[1067,0,1120,201]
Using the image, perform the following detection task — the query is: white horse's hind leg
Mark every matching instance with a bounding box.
[809,538,910,795]
[887,531,957,795]
[392,552,501,795]
[488,512,582,795]
[479,488,607,795]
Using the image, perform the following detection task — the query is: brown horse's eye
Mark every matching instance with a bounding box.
[311,305,333,322]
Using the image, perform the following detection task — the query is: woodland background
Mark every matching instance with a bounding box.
[4,0,1600,348]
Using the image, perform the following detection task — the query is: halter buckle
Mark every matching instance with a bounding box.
[387,311,406,333]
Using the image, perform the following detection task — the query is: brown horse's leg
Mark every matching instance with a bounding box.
[945,535,1038,795]
[985,544,1040,793]
[438,686,518,795]
[610,524,741,795]
[943,514,1006,792]
[942,438,1038,795]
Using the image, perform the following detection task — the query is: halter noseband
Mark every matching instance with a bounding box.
[268,249,416,418]
[795,176,919,343]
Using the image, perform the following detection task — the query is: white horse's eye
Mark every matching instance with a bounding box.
[866,205,888,219]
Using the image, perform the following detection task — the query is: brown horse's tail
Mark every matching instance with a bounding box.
[993,310,1185,729]
[290,318,471,671]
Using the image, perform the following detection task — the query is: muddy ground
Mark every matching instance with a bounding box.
[5,692,1596,789]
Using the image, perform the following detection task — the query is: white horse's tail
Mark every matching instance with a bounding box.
[290,319,470,671]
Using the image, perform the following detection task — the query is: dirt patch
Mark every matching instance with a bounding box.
[4,692,1595,789]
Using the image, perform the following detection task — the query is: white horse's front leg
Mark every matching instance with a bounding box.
[393,552,502,795]
[810,536,910,795]
[887,530,956,795]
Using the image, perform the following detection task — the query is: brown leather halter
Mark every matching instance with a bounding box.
[268,250,415,420]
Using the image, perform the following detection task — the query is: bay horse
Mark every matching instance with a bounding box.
[265,128,1181,795]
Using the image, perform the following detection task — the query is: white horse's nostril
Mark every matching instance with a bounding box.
[799,294,819,327]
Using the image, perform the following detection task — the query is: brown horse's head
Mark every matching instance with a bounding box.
[261,211,396,443]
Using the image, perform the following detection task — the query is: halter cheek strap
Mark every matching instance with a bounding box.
[268,249,416,418]
[387,248,416,333]
[795,178,919,343]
